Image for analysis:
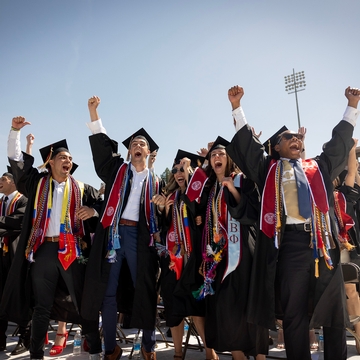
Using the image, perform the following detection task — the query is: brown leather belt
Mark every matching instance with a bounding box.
[44,236,59,242]
[119,219,138,227]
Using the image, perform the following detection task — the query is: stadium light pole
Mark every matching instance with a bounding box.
[284,69,306,129]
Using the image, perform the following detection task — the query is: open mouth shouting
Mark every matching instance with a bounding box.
[62,164,71,173]
[134,150,142,159]
[175,175,185,187]
[289,141,300,151]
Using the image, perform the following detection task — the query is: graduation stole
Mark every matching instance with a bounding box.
[26,175,84,270]
[193,173,242,300]
[186,167,209,203]
[261,159,334,276]
[1,192,22,254]
[334,190,355,251]
[100,163,159,263]
[165,191,192,280]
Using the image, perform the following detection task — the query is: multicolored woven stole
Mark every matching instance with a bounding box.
[26,175,84,270]
[158,191,192,280]
[58,179,84,270]
[1,192,22,254]
[101,163,160,263]
[334,190,355,251]
[261,159,334,277]
[193,174,242,300]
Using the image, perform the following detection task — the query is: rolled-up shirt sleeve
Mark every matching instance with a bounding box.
[8,130,23,161]
[86,118,107,135]
[232,107,248,133]
[343,106,359,127]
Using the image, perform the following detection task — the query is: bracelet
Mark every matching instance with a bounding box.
[11,126,20,132]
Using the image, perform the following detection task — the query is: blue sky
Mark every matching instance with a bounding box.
[1,0,359,191]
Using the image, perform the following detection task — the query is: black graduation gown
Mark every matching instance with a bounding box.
[159,191,206,327]
[226,120,353,331]
[200,178,268,355]
[0,193,27,301]
[81,133,161,331]
[0,153,101,330]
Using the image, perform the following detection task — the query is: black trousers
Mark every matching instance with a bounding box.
[277,228,347,360]
[30,242,101,358]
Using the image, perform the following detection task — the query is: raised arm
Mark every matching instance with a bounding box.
[88,96,101,121]
[344,139,358,187]
[8,116,31,161]
[87,95,123,183]
[298,127,306,160]
[25,134,35,155]
[319,87,360,180]
[346,86,360,110]
[228,85,244,111]
[226,85,269,189]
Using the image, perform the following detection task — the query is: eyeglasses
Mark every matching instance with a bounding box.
[171,167,184,174]
[277,133,304,144]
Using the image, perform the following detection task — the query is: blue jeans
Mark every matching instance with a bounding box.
[101,225,156,352]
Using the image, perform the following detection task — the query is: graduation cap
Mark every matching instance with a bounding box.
[2,166,14,180]
[38,139,78,175]
[173,149,205,169]
[262,125,288,158]
[206,136,230,160]
[122,128,159,153]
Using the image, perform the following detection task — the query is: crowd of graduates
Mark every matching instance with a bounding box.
[0,85,359,360]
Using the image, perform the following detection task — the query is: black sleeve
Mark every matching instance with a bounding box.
[317,120,354,181]
[226,124,271,192]
[8,153,41,198]
[82,184,103,234]
[89,133,124,184]
[224,177,260,225]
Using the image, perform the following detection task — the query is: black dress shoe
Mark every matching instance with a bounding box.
[0,336,6,351]
[11,337,30,355]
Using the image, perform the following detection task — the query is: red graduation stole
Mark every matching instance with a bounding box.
[186,167,208,203]
[334,190,355,249]
[101,163,160,245]
[101,163,128,228]
[261,159,329,239]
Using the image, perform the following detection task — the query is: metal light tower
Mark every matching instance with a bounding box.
[284,69,306,129]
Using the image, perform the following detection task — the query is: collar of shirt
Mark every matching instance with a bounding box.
[129,163,148,176]
[280,157,303,164]
[5,190,18,203]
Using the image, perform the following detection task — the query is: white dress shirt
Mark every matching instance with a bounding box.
[87,118,149,221]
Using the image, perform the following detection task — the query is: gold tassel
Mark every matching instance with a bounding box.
[315,258,319,278]
[38,146,53,171]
